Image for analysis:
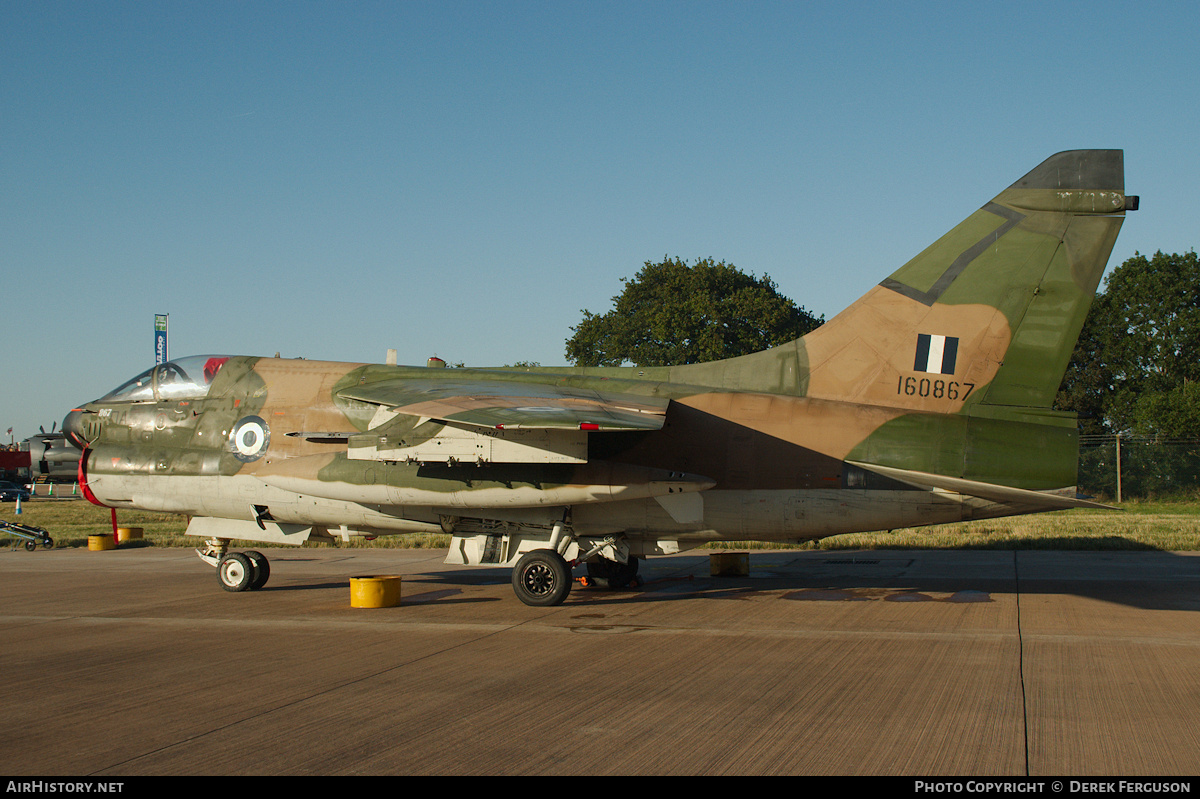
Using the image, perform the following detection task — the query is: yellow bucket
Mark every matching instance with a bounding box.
[88,535,116,551]
[350,575,403,608]
[116,526,144,543]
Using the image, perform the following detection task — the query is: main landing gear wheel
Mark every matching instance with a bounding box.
[586,556,640,589]
[512,549,572,607]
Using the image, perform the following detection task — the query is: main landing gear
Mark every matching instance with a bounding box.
[198,540,270,592]
[508,523,645,607]
[510,547,642,607]
[584,556,641,590]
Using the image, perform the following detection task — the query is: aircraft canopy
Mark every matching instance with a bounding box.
[100,355,232,403]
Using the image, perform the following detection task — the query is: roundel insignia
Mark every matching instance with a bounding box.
[228,416,270,462]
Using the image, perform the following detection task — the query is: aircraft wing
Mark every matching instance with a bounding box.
[337,378,669,431]
[846,461,1118,511]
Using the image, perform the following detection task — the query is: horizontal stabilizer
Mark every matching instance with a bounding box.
[846,461,1118,511]
[338,378,668,431]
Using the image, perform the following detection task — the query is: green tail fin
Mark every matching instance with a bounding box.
[796,149,1134,410]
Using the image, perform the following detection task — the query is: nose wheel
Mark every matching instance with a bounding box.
[213,549,271,592]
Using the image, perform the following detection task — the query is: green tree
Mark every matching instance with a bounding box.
[565,257,822,367]
[1057,251,1200,436]
[1132,382,1200,440]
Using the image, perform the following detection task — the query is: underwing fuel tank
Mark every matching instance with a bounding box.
[255,453,715,508]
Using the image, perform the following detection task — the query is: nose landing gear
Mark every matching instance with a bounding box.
[199,539,271,591]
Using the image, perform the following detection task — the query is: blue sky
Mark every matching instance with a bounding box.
[4,1,1198,439]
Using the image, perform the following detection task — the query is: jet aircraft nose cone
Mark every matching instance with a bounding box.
[62,409,89,450]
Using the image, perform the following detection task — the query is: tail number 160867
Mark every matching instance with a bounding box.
[897,376,974,400]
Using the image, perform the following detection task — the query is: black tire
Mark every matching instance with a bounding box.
[585,559,614,580]
[42,538,54,550]
[603,556,640,589]
[243,550,270,590]
[24,540,36,552]
[218,553,254,592]
[511,549,572,607]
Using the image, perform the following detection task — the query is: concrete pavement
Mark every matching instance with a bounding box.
[1,545,1198,775]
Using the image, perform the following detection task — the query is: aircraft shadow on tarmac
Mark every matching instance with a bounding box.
[258,541,1196,613]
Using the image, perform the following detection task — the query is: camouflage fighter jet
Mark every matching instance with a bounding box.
[63,150,1137,606]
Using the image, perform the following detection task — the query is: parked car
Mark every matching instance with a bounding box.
[0,481,32,502]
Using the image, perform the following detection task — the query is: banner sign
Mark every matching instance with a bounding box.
[155,314,168,365]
